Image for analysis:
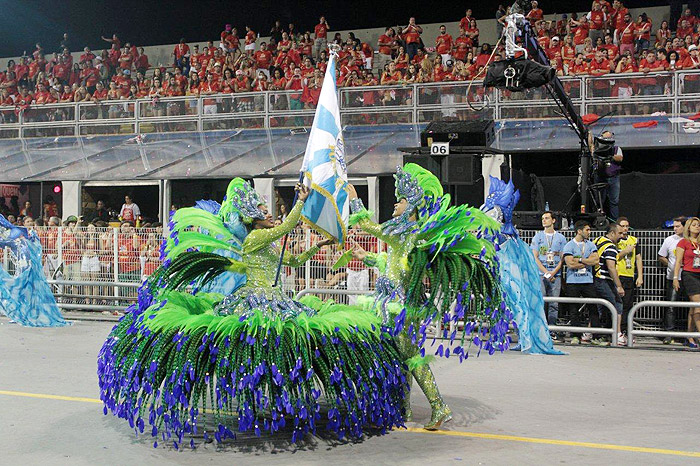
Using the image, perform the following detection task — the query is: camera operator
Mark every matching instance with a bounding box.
[592,130,623,221]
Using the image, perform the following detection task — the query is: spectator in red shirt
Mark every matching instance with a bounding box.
[587,2,607,45]
[617,12,635,56]
[314,16,330,60]
[601,34,618,61]
[465,18,480,56]
[560,35,576,67]
[252,71,269,91]
[244,25,256,55]
[285,66,304,110]
[681,45,700,93]
[380,61,402,85]
[254,42,273,79]
[567,53,589,75]
[401,17,423,62]
[80,47,95,64]
[173,38,190,74]
[677,8,697,31]
[545,36,563,66]
[610,0,629,31]
[302,71,323,108]
[571,16,590,52]
[435,25,453,64]
[80,60,99,93]
[638,50,666,94]
[233,69,251,93]
[90,81,108,118]
[634,13,652,52]
[117,221,140,283]
[526,1,544,22]
[475,43,494,68]
[15,57,29,86]
[459,8,477,31]
[677,19,694,40]
[119,46,133,70]
[53,56,70,86]
[377,27,398,72]
[453,28,472,62]
[132,47,149,76]
[588,50,611,96]
[59,84,74,103]
[393,45,409,71]
[672,217,700,347]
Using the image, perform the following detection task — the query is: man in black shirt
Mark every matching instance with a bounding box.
[593,223,625,345]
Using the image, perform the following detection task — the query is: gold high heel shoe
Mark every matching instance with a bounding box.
[424,404,452,430]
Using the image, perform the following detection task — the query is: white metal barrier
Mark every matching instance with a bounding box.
[627,300,700,348]
[544,296,619,346]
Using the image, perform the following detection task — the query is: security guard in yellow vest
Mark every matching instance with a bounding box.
[616,217,643,335]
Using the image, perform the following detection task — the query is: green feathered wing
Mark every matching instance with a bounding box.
[405,195,505,338]
[150,206,247,295]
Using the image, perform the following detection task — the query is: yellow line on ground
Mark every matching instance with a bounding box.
[1,389,697,458]
[403,427,700,458]
[0,390,102,404]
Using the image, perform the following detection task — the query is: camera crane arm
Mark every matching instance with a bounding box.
[503,11,592,213]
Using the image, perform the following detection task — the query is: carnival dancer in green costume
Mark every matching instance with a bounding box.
[344,163,512,430]
[98,179,407,448]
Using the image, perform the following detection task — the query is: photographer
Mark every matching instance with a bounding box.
[592,130,623,220]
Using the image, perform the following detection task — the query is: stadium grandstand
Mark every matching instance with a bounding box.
[2,1,700,464]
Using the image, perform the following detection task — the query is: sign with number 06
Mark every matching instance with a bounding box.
[430,141,449,155]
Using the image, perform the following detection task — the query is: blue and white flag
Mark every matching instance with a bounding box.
[300,51,349,245]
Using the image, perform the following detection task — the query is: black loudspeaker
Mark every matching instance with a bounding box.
[443,154,480,185]
[420,119,495,148]
[403,153,480,185]
[402,154,441,180]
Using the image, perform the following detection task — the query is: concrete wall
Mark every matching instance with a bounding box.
[0,6,670,73]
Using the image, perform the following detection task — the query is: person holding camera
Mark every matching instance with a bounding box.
[592,130,623,220]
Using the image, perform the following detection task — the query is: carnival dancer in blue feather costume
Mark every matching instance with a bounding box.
[481,177,565,355]
[98,179,406,449]
[0,214,68,327]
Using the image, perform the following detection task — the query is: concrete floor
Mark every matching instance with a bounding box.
[0,317,698,466]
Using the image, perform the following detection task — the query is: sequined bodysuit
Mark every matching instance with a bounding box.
[350,199,447,424]
[215,200,320,318]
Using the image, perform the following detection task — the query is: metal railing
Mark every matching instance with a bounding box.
[627,301,700,347]
[1,70,698,138]
[519,229,673,328]
[545,296,619,346]
[1,226,677,327]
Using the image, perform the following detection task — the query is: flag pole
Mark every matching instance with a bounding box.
[273,172,304,287]
[273,44,341,288]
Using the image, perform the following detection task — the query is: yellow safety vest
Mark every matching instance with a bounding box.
[616,235,637,278]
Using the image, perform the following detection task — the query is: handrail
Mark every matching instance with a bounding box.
[626,300,700,347]
[294,290,619,345]
[295,288,367,300]
[544,296,619,346]
[0,69,696,138]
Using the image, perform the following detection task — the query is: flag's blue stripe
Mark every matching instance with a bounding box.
[306,148,331,174]
[315,105,339,138]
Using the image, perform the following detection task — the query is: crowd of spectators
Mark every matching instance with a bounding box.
[533,212,700,348]
[0,1,697,121]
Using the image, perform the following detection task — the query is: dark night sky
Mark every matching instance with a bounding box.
[0,0,666,57]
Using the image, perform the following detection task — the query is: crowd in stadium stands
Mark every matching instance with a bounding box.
[0,0,698,117]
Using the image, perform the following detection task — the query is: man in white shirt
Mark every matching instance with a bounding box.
[119,195,141,224]
[657,216,686,343]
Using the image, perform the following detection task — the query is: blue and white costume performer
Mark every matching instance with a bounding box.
[481,177,564,355]
[0,215,68,327]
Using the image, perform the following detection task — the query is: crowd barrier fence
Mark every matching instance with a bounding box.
[0,70,697,138]
[0,226,682,334]
[627,301,700,347]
